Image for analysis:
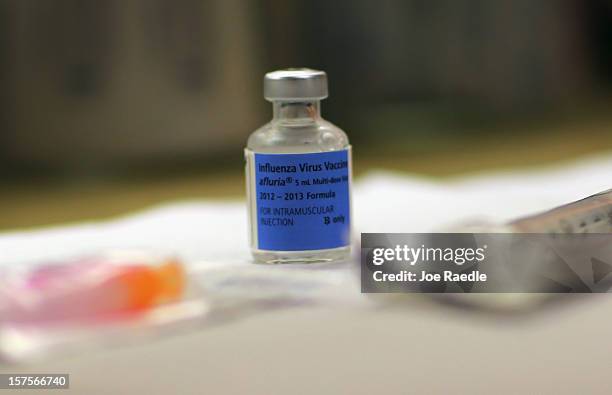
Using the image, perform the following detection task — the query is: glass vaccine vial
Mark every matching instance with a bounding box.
[245,69,352,264]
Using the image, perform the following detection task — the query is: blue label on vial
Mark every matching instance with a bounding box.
[254,149,351,251]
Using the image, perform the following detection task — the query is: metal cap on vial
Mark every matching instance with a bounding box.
[264,68,328,101]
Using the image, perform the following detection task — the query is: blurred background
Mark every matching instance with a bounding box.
[1,0,611,230]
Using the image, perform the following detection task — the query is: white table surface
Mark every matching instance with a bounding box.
[1,153,611,394]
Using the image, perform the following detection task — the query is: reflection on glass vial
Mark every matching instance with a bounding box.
[245,69,352,264]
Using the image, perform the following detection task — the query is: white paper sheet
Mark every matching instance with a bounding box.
[1,153,611,267]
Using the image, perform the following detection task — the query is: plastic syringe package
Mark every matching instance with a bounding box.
[0,250,210,363]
